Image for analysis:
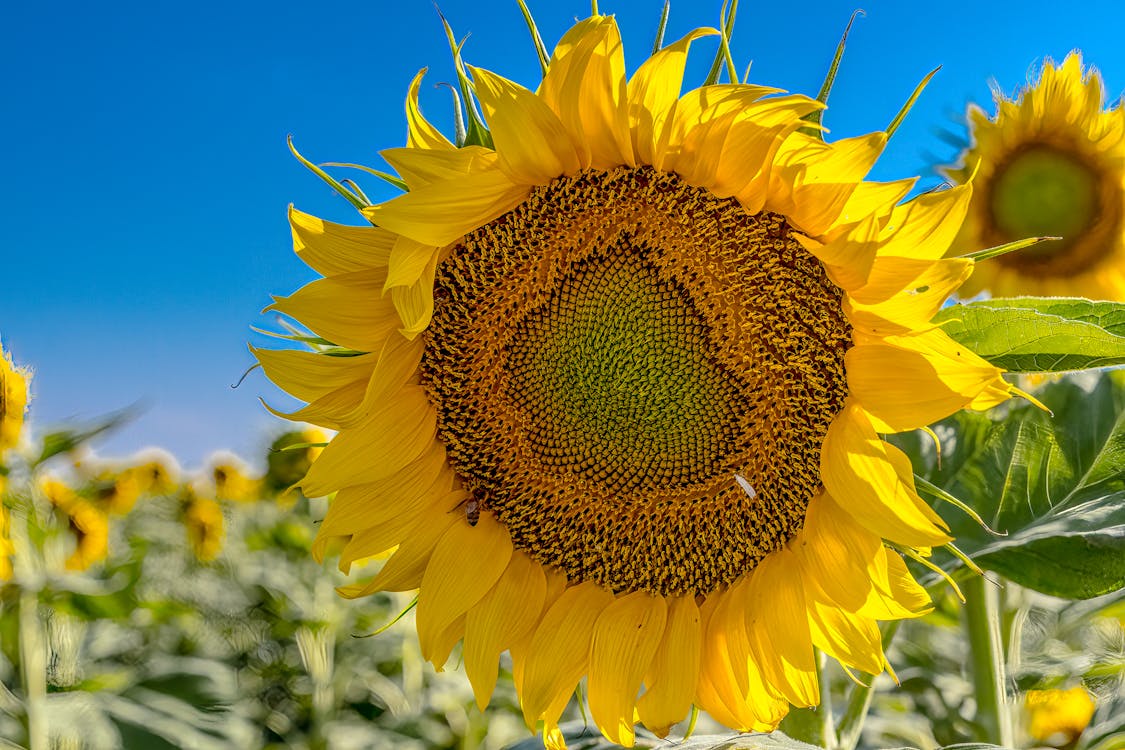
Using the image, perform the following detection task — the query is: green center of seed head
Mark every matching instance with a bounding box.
[990,145,1100,255]
[507,242,742,491]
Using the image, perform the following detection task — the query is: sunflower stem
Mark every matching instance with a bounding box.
[835,621,900,750]
[963,575,1014,746]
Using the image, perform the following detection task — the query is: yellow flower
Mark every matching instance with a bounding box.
[944,53,1125,298]
[182,493,224,562]
[46,483,109,572]
[126,450,180,496]
[258,15,1023,745]
[1026,687,1096,744]
[0,504,13,582]
[208,454,260,502]
[91,470,142,515]
[0,342,30,456]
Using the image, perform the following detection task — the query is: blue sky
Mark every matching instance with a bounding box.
[4,0,1124,467]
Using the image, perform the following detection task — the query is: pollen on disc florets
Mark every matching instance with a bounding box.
[422,167,852,597]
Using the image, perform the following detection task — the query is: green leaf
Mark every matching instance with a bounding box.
[936,297,1125,372]
[893,371,1125,599]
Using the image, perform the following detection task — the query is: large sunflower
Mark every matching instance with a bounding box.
[944,52,1125,298]
[257,14,1023,746]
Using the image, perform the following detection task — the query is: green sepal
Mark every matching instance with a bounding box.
[437,10,494,150]
[800,10,864,139]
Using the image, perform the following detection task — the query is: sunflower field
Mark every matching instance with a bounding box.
[3,2,1125,749]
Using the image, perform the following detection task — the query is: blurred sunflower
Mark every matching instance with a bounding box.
[1,342,29,456]
[209,454,260,502]
[182,491,224,562]
[258,13,1025,745]
[44,480,109,572]
[944,53,1125,298]
[1025,686,1096,745]
[0,505,13,581]
[90,470,142,515]
[127,449,180,496]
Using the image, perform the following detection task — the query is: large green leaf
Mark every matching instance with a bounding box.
[893,371,1125,599]
[936,297,1125,372]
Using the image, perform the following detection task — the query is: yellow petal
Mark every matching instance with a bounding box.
[300,385,436,497]
[746,549,818,708]
[331,333,427,429]
[463,551,548,710]
[416,513,513,666]
[805,594,885,675]
[251,345,377,404]
[290,205,393,276]
[390,251,439,338]
[848,255,938,306]
[626,28,718,166]
[820,402,952,547]
[469,65,581,184]
[364,167,528,247]
[520,581,614,729]
[636,595,701,738]
[405,68,455,151]
[657,84,779,173]
[846,328,1013,432]
[835,179,916,228]
[859,546,933,620]
[844,258,975,336]
[316,442,449,542]
[794,490,882,612]
[588,592,668,746]
[795,214,880,291]
[337,496,462,597]
[265,269,398,353]
[539,16,633,169]
[876,184,971,261]
[336,487,445,570]
[382,145,496,190]
[430,614,467,672]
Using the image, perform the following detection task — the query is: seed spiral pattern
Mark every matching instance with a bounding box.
[422,167,852,596]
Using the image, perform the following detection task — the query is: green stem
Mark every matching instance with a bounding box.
[835,621,901,750]
[18,587,46,750]
[964,576,1013,746]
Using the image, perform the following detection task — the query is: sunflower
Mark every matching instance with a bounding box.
[44,480,110,572]
[0,504,13,582]
[944,52,1125,298]
[182,491,225,562]
[90,470,142,515]
[257,14,1025,745]
[1025,686,1096,745]
[0,342,29,456]
[209,453,260,502]
[127,449,180,496]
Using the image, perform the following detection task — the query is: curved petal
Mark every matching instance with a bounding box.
[626,28,718,166]
[469,65,581,184]
[746,548,818,708]
[290,205,393,275]
[464,551,548,710]
[539,16,633,169]
[820,402,952,547]
[300,385,437,497]
[588,592,668,746]
[405,68,455,151]
[876,184,971,261]
[251,345,377,404]
[364,166,529,247]
[844,258,975,336]
[636,595,701,738]
[519,581,614,730]
[416,513,513,666]
[847,328,1013,432]
[264,269,398,353]
[382,145,497,190]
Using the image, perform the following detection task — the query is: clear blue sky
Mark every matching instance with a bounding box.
[4,0,1124,467]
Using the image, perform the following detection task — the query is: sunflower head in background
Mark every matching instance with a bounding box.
[1025,686,1097,746]
[0,342,30,457]
[43,480,110,573]
[256,11,1028,746]
[944,52,1125,299]
[182,490,225,563]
